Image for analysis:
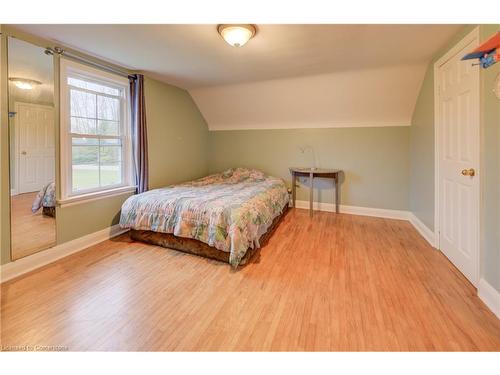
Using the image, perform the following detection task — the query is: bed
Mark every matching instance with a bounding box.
[32,182,56,218]
[119,168,290,266]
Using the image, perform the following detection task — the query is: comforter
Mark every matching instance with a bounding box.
[120,168,289,266]
[32,182,56,213]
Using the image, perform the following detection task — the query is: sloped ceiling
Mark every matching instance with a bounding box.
[190,64,427,130]
[12,24,464,130]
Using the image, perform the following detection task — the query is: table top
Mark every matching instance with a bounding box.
[289,167,341,174]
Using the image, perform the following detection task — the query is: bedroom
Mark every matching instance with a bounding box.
[0,0,499,372]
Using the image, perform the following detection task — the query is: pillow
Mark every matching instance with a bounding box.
[224,167,266,183]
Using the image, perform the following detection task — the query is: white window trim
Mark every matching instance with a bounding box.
[59,58,135,206]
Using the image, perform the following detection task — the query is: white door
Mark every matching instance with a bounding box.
[436,31,480,285]
[17,103,55,193]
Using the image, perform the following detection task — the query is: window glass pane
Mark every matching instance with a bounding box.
[66,69,129,195]
[72,139,99,166]
[71,117,97,135]
[100,145,122,164]
[72,137,99,146]
[73,164,100,191]
[70,89,96,118]
[72,138,99,191]
[100,138,121,146]
[97,95,120,121]
[98,120,119,136]
[101,162,122,187]
[68,77,120,96]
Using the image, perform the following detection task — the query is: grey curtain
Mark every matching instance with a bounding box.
[129,74,149,193]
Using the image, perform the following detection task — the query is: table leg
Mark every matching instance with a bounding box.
[335,174,339,214]
[309,172,313,217]
[292,173,296,208]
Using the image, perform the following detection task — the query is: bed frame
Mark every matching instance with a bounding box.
[42,206,56,218]
[130,206,289,266]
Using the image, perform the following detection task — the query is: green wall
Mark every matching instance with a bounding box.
[481,25,500,291]
[410,24,500,291]
[409,64,436,229]
[145,77,208,189]
[56,194,132,243]
[209,127,410,210]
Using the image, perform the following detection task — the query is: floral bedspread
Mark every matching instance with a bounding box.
[120,168,289,266]
[32,182,56,213]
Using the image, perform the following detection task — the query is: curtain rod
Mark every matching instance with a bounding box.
[45,46,135,80]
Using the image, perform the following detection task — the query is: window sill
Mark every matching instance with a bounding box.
[58,186,136,207]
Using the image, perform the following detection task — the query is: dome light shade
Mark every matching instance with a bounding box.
[217,25,256,47]
[9,77,42,90]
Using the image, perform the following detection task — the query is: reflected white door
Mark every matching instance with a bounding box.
[437,33,480,285]
[17,103,55,194]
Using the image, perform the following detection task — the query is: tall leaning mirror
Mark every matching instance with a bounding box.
[8,37,56,260]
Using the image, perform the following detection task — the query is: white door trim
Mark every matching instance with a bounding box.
[13,101,55,195]
[433,26,481,286]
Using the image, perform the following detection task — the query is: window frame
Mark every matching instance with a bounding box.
[59,59,135,205]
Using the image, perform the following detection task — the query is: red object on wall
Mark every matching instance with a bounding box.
[462,31,500,60]
[474,31,500,53]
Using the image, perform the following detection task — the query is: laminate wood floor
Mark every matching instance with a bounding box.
[10,192,56,260]
[1,209,499,351]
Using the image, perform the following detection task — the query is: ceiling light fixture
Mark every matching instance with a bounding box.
[217,24,256,47]
[9,77,42,90]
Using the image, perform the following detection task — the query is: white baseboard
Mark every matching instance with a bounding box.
[294,200,409,220]
[478,278,500,319]
[408,213,436,247]
[294,200,437,247]
[0,224,128,283]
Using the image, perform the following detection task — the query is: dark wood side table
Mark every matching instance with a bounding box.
[289,168,341,217]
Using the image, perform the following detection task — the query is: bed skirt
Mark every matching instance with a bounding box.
[130,206,288,266]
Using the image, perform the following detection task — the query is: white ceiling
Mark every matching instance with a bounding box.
[13,24,463,89]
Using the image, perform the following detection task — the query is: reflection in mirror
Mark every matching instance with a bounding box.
[8,37,56,260]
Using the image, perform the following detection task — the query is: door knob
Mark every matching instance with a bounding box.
[461,168,475,177]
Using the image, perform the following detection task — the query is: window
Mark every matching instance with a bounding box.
[60,60,134,203]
